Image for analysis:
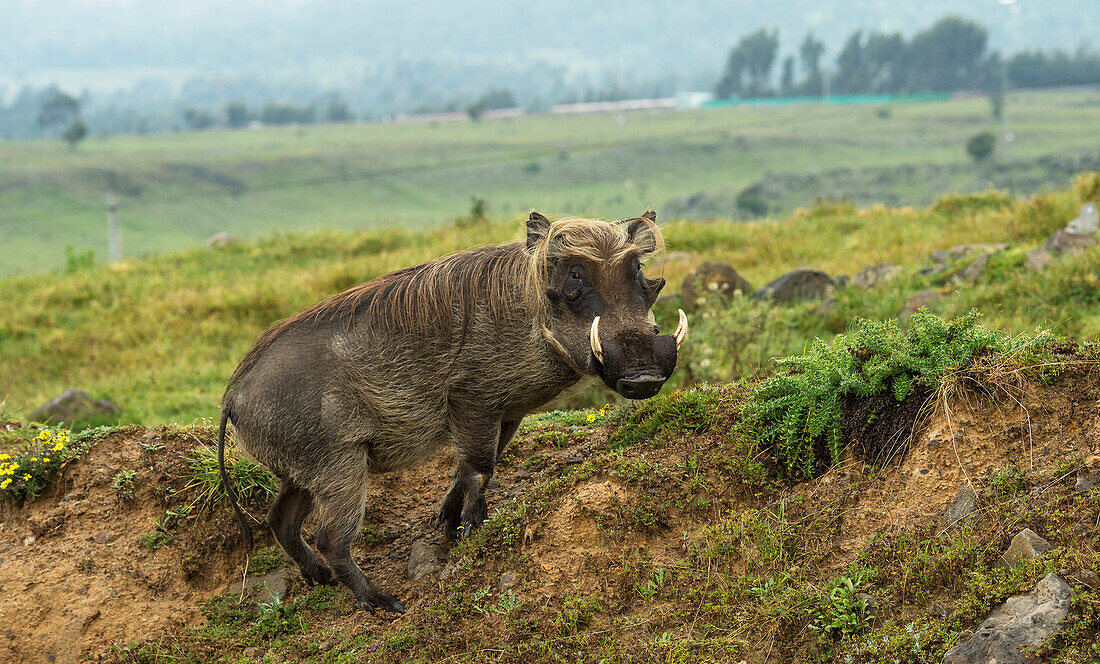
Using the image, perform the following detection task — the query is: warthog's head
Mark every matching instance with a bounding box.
[528,211,687,399]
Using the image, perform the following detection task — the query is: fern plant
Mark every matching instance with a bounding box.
[744,310,1014,475]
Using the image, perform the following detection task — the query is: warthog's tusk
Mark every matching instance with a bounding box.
[673,309,688,351]
[590,316,604,364]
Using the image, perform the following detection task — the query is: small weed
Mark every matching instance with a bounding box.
[556,594,603,636]
[184,442,278,508]
[139,530,172,550]
[638,567,666,600]
[112,469,137,497]
[986,465,1029,497]
[248,546,286,575]
[809,574,871,639]
[77,557,95,572]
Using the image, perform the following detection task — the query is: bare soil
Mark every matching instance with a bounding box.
[2,369,1098,663]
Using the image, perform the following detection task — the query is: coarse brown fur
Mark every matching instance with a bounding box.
[218,211,680,612]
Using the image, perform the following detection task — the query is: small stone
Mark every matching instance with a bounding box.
[944,486,979,528]
[1001,528,1053,567]
[205,232,240,249]
[858,593,880,620]
[1025,246,1053,271]
[899,290,944,319]
[23,535,35,546]
[407,540,447,581]
[752,268,835,303]
[29,388,121,425]
[565,456,583,464]
[93,532,115,544]
[230,566,292,603]
[931,243,1008,265]
[959,253,992,283]
[1075,468,1100,494]
[318,641,333,652]
[243,647,264,660]
[514,470,532,479]
[1066,202,1098,235]
[851,262,902,289]
[943,573,1072,664]
[928,602,951,618]
[499,571,518,589]
[680,262,753,311]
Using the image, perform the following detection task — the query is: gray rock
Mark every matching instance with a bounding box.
[230,566,292,603]
[1065,202,1098,235]
[943,573,1072,664]
[752,268,834,303]
[29,389,121,425]
[960,253,993,284]
[899,290,944,319]
[407,540,447,581]
[1075,468,1100,494]
[1044,229,1096,256]
[944,486,979,528]
[1001,528,1053,568]
[205,232,240,249]
[680,262,752,311]
[499,571,518,589]
[852,262,902,289]
[858,593,881,621]
[931,243,1009,265]
[1024,246,1053,271]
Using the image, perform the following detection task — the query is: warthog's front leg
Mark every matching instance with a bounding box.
[439,418,520,539]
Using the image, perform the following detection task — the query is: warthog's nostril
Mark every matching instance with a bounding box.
[616,376,666,400]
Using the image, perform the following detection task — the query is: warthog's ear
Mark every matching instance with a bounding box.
[625,212,660,254]
[527,211,551,253]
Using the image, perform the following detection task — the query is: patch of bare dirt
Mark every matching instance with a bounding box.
[2,368,1098,663]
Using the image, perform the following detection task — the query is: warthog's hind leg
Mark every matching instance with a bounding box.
[266,480,333,587]
[314,480,405,613]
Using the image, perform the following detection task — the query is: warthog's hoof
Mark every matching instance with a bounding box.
[301,565,335,587]
[356,593,406,614]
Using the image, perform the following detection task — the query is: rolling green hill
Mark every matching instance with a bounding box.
[4,88,1100,276]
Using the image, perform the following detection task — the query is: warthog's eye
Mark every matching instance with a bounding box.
[631,256,643,275]
[564,265,585,302]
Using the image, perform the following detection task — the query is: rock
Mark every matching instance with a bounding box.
[1065,202,1098,235]
[407,540,447,581]
[499,571,518,590]
[1075,468,1100,494]
[1045,229,1097,255]
[959,253,992,283]
[944,486,979,528]
[1001,528,1053,568]
[899,290,944,319]
[230,566,292,603]
[205,232,240,249]
[680,262,752,311]
[752,268,834,303]
[858,593,881,620]
[851,262,902,289]
[1024,247,1054,271]
[928,602,951,618]
[29,389,121,425]
[943,573,1072,664]
[931,243,1009,265]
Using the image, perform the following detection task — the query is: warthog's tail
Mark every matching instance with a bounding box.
[218,409,254,551]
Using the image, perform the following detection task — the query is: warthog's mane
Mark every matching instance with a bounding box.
[224,216,662,398]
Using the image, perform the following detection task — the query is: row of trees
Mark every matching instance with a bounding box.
[716,16,1100,99]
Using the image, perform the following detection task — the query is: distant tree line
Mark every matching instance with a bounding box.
[715,16,1100,99]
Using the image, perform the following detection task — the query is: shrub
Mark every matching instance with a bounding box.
[966,131,996,162]
[744,311,1014,475]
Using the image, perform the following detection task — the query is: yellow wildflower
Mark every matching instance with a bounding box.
[0,479,9,489]
[30,457,37,462]
[0,453,9,460]
[43,458,50,463]
[586,413,596,423]
[22,474,30,481]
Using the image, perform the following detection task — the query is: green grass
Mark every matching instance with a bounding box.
[2,167,1098,424]
[3,88,1100,275]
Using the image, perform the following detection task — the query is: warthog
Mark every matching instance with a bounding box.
[218,211,687,612]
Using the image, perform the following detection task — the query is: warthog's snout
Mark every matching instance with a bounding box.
[616,375,666,399]
[591,309,688,400]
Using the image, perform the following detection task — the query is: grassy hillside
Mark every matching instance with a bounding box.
[1,170,1098,425]
[4,88,1100,275]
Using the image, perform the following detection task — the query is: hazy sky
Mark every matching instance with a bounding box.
[2,0,1095,92]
